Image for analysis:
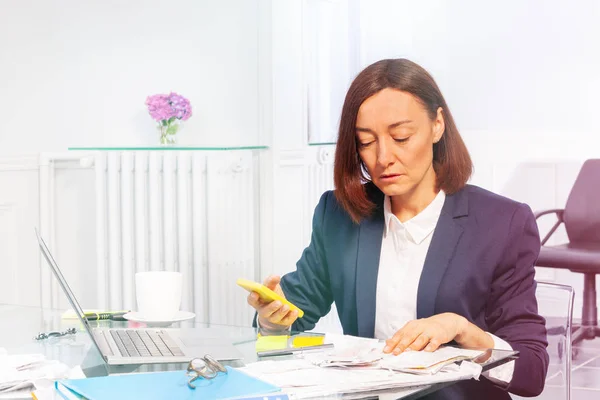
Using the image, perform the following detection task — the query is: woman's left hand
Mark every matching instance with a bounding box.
[383,313,468,355]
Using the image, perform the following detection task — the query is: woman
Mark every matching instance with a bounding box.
[247,59,548,399]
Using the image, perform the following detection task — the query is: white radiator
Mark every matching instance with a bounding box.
[38,149,338,329]
[303,147,335,241]
[90,151,257,325]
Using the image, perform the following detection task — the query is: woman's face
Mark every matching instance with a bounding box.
[356,88,445,199]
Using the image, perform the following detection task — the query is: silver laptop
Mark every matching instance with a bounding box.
[35,229,244,366]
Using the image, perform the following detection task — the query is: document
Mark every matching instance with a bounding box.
[240,334,484,399]
[304,333,484,372]
[241,358,482,399]
[380,347,485,375]
[0,348,84,400]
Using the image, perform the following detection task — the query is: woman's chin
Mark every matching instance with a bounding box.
[376,181,413,197]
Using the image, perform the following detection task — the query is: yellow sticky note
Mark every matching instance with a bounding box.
[255,335,290,352]
[292,335,325,347]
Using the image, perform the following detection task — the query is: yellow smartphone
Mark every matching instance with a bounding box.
[237,278,304,318]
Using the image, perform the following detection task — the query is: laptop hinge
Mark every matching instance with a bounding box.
[94,330,114,357]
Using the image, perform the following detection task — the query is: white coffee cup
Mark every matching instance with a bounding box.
[135,271,182,320]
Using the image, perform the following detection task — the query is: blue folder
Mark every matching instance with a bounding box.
[55,366,281,400]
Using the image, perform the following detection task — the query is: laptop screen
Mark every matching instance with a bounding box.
[35,228,106,359]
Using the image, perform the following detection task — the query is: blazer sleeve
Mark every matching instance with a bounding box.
[485,203,549,397]
[279,191,334,332]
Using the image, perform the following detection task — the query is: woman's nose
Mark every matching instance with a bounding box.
[377,140,394,166]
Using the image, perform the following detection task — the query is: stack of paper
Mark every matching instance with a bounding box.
[240,334,485,399]
[302,333,384,368]
[379,347,485,375]
[303,334,484,373]
[0,348,84,399]
[241,358,482,399]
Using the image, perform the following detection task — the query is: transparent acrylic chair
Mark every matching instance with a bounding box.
[533,281,575,400]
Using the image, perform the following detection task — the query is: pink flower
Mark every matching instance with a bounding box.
[145,92,193,122]
[168,92,193,121]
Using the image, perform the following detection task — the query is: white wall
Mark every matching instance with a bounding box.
[0,157,41,306]
[359,0,600,136]
[357,0,600,167]
[0,0,261,151]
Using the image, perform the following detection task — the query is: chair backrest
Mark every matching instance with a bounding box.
[535,281,574,400]
[564,159,600,244]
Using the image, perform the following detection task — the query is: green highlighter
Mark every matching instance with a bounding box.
[83,311,130,321]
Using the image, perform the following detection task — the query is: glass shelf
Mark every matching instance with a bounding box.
[308,142,336,146]
[68,145,269,151]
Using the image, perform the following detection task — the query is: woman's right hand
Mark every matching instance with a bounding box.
[247,275,299,330]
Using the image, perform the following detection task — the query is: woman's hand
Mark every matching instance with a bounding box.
[383,313,469,355]
[247,275,299,330]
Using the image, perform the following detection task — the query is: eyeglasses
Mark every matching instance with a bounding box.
[186,355,227,389]
[34,327,77,340]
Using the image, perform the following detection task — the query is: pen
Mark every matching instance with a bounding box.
[84,311,130,321]
[257,343,334,357]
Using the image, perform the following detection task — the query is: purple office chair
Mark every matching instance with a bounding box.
[535,159,600,355]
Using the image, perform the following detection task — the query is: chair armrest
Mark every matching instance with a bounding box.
[534,209,564,221]
[534,209,565,246]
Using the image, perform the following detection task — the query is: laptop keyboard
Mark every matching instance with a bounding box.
[110,330,184,357]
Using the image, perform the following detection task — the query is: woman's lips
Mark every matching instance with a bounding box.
[379,173,403,181]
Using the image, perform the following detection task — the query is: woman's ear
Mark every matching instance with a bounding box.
[433,107,445,143]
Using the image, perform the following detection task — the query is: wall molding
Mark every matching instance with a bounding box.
[0,155,40,171]
[278,150,307,166]
[316,146,334,165]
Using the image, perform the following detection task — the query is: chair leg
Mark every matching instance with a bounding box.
[572,327,588,347]
[547,326,566,335]
[581,273,598,327]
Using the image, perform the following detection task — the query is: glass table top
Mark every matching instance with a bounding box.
[0,303,518,399]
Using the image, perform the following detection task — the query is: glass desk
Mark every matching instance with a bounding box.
[0,304,518,399]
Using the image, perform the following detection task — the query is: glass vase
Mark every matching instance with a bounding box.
[158,120,182,145]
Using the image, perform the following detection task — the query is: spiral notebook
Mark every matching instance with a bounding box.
[55,367,281,400]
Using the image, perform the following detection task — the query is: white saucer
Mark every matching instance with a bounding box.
[123,311,196,327]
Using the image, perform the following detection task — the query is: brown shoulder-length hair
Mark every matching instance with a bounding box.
[334,58,473,223]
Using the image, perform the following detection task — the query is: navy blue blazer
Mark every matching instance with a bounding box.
[280,183,549,399]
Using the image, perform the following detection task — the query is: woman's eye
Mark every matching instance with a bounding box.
[358,141,374,148]
[394,137,409,143]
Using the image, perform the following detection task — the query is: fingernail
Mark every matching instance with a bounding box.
[383,346,390,352]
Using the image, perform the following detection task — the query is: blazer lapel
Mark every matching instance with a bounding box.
[356,188,385,338]
[416,190,468,319]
